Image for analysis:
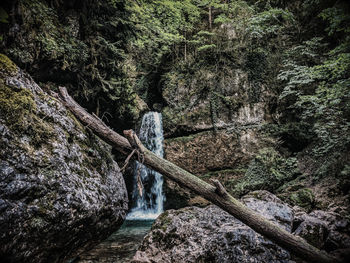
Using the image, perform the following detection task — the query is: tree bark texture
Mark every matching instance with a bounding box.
[58,86,340,263]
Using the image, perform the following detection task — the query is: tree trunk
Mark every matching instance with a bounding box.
[209,5,212,30]
[184,33,187,62]
[58,86,340,263]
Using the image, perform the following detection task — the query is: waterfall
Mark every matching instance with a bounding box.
[127,112,165,220]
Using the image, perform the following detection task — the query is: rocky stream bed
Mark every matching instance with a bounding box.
[73,191,350,263]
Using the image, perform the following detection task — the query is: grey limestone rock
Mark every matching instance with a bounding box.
[0,65,128,262]
[133,191,350,263]
[133,191,293,263]
[293,209,350,251]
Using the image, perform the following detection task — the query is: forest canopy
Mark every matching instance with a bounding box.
[0,0,349,200]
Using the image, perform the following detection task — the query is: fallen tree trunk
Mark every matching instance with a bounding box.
[58,86,340,263]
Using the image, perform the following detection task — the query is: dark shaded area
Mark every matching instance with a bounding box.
[0,0,137,133]
[74,220,154,263]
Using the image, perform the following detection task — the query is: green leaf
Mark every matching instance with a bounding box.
[0,7,8,23]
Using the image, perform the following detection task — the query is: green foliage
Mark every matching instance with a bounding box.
[197,44,216,52]
[277,4,350,179]
[247,8,295,44]
[3,0,298,131]
[8,0,88,67]
[244,48,268,102]
[222,0,254,35]
[289,188,315,210]
[2,0,141,130]
[320,6,350,36]
[126,0,201,67]
[234,148,300,196]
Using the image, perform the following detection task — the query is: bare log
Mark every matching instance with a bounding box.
[59,86,340,263]
[58,87,132,155]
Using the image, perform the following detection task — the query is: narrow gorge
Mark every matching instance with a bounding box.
[0,0,349,262]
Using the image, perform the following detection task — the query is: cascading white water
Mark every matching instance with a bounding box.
[127,112,165,220]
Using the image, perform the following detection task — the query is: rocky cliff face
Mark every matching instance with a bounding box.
[0,54,128,263]
[161,67,275,208]
[133,191,350,263]
[162,68,271,136]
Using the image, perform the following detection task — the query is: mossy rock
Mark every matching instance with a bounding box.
[277,175,307,193]
[289,188,315,210]
[0,54,18,77]
[276,176,315,210]
[0,54,34,130]
[0,83,36,124]
[0,76,54,147]
[232,147,300,197]
[155,211,171,232]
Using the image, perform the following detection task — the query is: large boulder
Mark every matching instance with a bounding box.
[133,191,293,263]
[133,191,350,263]
[0,54,128,263]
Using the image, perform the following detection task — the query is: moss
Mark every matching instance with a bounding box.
[0,81,55,147]
[154,211,171,232]
[0,54,18,76]
[277,175,307,193]
[30,116,55,146]
[0,82,37,126]
[232,147,300,196]
[290,188,315,210]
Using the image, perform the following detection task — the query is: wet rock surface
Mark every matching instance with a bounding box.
[0,64,128,262]
[132,191,350,263]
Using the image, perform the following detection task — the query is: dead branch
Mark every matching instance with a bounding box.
[58,86,340,263]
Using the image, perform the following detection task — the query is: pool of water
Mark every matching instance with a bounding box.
[75,220,154,263]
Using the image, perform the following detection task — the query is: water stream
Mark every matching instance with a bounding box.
[127,112,165,220]
[76,112,165,262]
[76,220,153,263]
